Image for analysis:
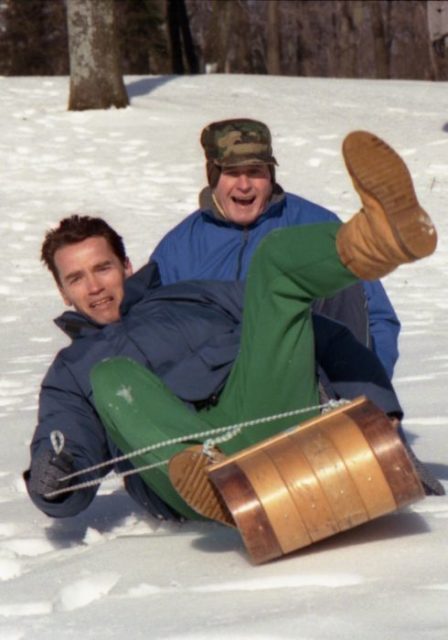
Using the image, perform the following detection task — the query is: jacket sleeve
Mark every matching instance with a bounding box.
[150,213,199,285]
[24,357,110,518]
[362,280,401,379]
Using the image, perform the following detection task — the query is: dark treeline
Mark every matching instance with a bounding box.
[0,0,447,80]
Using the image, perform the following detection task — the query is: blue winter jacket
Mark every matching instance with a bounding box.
[25,263,401,521]
[151,189,400,378]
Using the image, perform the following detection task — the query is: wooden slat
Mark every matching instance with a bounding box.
[350,403,424,506]
[236,450,312,554]
[291,427,369,532]
[210,461,283,564]
[263,436,340,543]
[321,412,397,518]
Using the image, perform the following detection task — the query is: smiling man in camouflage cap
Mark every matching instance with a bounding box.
[150,118,401,382]
[200,118,278,226]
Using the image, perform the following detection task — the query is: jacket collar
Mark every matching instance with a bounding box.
[54,261,161,340]
[198,184,285,228]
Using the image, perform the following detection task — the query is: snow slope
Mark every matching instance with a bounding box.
[0,74,447,639]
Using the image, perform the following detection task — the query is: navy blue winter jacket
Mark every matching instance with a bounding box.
[151,188,400,378]
[25,263,401,521]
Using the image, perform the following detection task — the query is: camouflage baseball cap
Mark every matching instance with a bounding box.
[200,118,278,168]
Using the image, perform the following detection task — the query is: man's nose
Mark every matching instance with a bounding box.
[86,273,103,293]
[235,173,251,190]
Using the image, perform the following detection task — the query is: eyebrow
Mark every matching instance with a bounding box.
[63,260,113,283]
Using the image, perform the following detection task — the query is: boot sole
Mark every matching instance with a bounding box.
[168,445,235,526]
[342,131,437,260]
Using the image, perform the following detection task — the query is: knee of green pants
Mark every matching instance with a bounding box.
[91,357,206,520]
[247,222,355,300]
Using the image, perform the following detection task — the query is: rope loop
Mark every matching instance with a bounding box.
[45,398,349,499]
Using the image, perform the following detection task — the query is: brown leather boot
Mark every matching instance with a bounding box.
[337,131,437,279]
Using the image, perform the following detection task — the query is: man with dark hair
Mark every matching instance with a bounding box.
[151,119,401,379]
[41,215,128,285]
[41,215,132,325]
[24,131,443,523]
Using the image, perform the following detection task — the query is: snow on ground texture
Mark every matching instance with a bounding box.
[0,74,447,639]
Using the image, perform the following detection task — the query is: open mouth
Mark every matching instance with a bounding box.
[90,296,113,309]
[232,196,256,207]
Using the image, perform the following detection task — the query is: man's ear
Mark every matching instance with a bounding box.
[124,257,133,278]
[57,284,72,307]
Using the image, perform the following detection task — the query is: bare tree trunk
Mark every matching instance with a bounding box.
[369,1,390,78]
[0,0,69,75]
[335,1,363,78]
[427,0,448,79]
[266,0,281,74]
[231,1,253,73]
[167,0,185,73]
[204,0,233,73]
[178,0,199,72]
[388,0,435,80]
[166,0,199,74]
[202,1,251,73]
[66,0,128,111]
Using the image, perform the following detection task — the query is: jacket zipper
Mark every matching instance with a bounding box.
[236,227,249,280]
[363,291,371,349]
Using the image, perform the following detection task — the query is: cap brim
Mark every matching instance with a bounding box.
[215,157,278,168]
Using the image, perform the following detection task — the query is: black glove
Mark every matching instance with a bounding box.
[403,442,446,497]
[28,450,75,501]
[392,420,445,496]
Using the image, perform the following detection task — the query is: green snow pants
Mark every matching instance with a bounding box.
[91,222,358,518]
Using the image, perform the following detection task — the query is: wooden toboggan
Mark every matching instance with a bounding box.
[169,397,425,564]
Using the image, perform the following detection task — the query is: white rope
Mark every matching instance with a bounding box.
[45,398,349,499]
[45,460,168,499]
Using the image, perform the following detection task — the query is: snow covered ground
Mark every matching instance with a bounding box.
[0,74,447,639]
